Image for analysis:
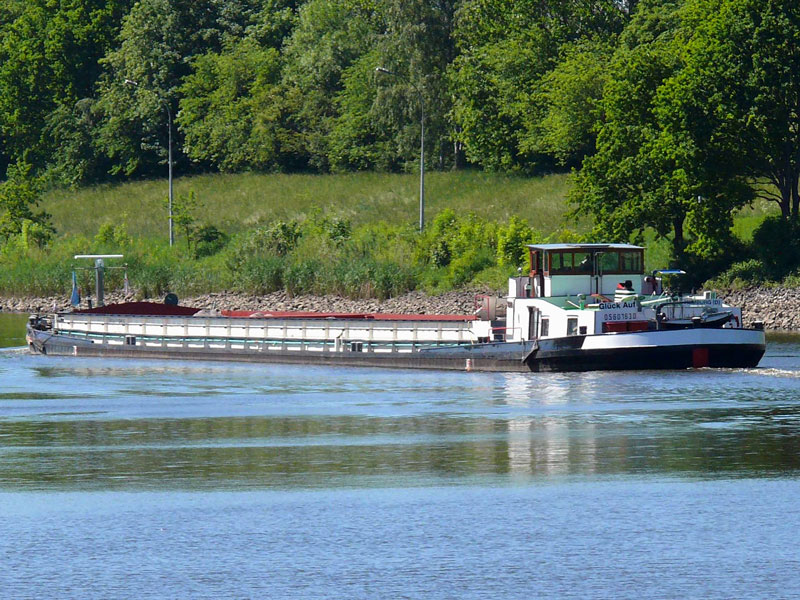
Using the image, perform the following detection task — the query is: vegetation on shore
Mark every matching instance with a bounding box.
[40,171,571,239]
[0,170,785,301]
[3,172,584,299]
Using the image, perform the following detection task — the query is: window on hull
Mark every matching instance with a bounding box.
[567,317,578,336]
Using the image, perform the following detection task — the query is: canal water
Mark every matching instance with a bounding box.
[1,312,800,598]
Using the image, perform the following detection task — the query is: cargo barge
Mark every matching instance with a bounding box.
[26,244,766,372]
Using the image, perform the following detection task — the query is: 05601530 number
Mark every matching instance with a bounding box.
[601,312,639,321]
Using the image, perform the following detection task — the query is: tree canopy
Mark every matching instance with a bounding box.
[570,0,799,269]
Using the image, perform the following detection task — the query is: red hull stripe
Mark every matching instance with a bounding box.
[220,310,476,321]
[73,302,201,316]
[692,347,710,368]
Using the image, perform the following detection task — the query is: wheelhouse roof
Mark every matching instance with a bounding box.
[525,243,644,251]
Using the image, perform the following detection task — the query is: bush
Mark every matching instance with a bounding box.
[497,216,537,267]
[328,257,417,299]
[416,209,498,268]
[706,259,768,288]
[233,255,284,294]
[191,224,228,258]
[751,216,800,280]
[228,220,302,266]
[131,263,173,298]
[447,247,495,288]
[284,259,322,295]
[94,222,131,249]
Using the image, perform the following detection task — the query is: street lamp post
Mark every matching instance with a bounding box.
[375,67,425,232]
[124,79,174,247]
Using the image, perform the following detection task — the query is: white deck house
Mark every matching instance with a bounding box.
[504,243,735,343]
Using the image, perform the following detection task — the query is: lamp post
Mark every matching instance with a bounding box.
[375,67,425,232]
[124,79,174,247]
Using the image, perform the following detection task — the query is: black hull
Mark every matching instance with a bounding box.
[529,342,765,372]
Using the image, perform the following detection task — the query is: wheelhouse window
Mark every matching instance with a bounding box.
[541,247,644,276]
[547,251,593,275]
[529,250,540,273]
[596,250,644,274]
[620,251,642,273]
[599,252,619,273]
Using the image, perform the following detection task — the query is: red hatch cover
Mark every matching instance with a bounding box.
[221,310,476,321]
[73,302,201,316]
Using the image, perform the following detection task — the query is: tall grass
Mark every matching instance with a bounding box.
[41,171,575,239]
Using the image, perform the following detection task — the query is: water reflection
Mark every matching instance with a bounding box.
[2,404,800,490]
[1,338,800,490]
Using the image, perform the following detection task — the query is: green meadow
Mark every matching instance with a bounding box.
[41,171,572,238]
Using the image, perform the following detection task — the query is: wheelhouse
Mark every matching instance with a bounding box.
[522,243,645,298]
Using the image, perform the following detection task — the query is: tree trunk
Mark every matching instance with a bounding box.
[777,183,791,219]
[791,170,800,221]
[452,128,464,170]
[672,216,686,260]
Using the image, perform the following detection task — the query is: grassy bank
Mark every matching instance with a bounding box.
[0,171,782,300]
[4,171,578,299]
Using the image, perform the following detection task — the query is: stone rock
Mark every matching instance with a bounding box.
[5,285,799,331]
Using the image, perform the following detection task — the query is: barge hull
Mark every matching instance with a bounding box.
[28,327,765,373]
[530,342,765,372]
[28,330,533,372]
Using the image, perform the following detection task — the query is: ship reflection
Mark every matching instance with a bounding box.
[495,370,800,480]
[502,373,598,477]
[506,416,599,477]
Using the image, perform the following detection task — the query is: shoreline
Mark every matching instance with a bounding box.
[2,286,797,331]
[0,289,484,318]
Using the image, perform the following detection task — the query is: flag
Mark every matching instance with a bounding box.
[70,271,80,307]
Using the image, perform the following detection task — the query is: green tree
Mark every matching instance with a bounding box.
[281,0,386,171]
[284,0,460,172]
[95,0,270,178]
[0,0,131,177]
[449,0,630,172]
[170,189,201,248]
[370,0,460,170]
[570,0,753,271]
[179,42,305,171]
[526,39,614,167]
[328,51,398,171]
[0,160,54,242]
[244,0,299,48]
[675,0,800,221]
[44,99,110,186]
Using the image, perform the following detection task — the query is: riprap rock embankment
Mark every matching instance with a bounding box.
[0,289,481,317]
[3,286,797,331]
[716,287,800,331]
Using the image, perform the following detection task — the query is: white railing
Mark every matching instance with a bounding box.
[54,313,478,354]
